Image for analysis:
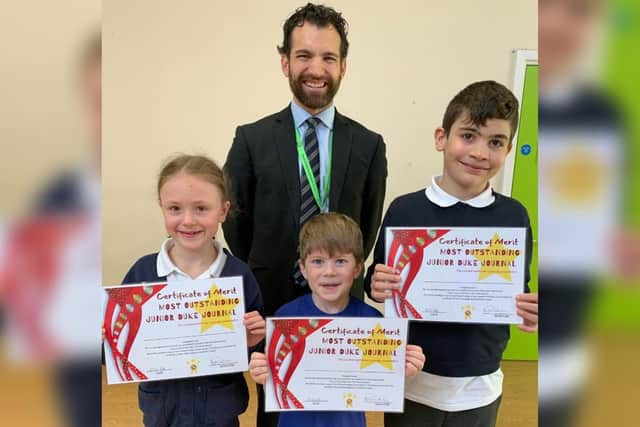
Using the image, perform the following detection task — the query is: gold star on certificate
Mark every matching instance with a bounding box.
[473,233,519,281]
[354,323,401,370]
[192,283,239,333]
[545,146,606,205]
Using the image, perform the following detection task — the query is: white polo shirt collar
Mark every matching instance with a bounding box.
[156,238,227,280]
[425,176,495,208]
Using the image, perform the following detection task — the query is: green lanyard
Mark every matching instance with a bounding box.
[295,124,332,211]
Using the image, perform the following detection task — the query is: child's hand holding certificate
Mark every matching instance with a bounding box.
[264,317,409,412]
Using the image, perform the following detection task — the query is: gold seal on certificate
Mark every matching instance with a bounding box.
[264,317,408,412]
[384,227,527,324]
[102,277,248,384]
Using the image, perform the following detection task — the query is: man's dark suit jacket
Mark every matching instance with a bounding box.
[223,105,387,315]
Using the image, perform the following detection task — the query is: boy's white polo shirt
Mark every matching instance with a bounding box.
[156,238,227,282]
[404,177,502,411]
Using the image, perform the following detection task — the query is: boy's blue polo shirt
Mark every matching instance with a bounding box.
[274,294,382,427]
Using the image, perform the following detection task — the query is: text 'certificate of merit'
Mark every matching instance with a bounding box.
[265,317,408,412]
[384,227,527,324]
[103,277,247,384]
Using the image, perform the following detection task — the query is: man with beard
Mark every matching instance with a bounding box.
[224,3,386,315]
[223,4,387,424]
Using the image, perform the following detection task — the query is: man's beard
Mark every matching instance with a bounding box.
[289,72,341,111]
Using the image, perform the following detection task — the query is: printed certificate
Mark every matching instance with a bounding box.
[103,277,247,384]
[539,129,621,276]
[265,317,408,412]
[384,227,527,324]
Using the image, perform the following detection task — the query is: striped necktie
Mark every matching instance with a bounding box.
[299,117,322,224]
[293,117,322,287]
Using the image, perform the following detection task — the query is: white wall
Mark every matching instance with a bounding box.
[103,0,537,284]
[0,0,100,216]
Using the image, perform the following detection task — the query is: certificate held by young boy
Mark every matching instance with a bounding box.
[264,317,408,412]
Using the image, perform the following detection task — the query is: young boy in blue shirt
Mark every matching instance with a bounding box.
[249,212,425,427]
[365,80,538,427]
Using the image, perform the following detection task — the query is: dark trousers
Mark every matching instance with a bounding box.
[55,359,102,427]
[384,396,502,427]
[538,396,581,427]
[256,383,279,427]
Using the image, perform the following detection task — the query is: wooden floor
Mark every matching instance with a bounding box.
[10,334,640,426]
[575,333,640,427]
[0,363,64,427]
[102,360,538,426]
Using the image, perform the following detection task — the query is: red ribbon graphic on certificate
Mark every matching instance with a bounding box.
[103,284,166,381]
[268,318,332,409]
[0,217,83,358]
[386,229,450,318]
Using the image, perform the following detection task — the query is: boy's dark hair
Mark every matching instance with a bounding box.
[442,80,519,141]
[277,3,349,59]
[299,213,364,263]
